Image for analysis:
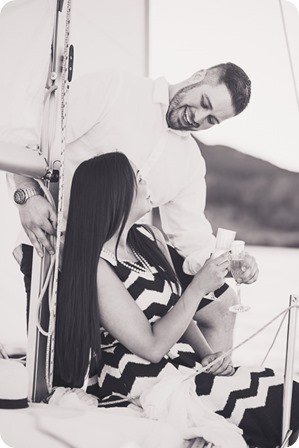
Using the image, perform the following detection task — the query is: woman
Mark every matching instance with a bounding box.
[54,152,299,448]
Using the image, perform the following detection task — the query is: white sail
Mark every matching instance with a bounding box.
[0,0,55,177]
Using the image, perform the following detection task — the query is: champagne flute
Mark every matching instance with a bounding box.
[229,240,251,313]
[209,228,236,301]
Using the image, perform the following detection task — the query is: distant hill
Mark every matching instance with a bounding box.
[194,137,299,247]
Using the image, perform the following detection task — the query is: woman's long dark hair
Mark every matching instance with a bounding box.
[54,152,179,388]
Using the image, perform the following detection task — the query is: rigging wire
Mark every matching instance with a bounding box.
[278,0,299,112]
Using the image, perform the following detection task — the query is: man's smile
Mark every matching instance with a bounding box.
[183,107,198,128]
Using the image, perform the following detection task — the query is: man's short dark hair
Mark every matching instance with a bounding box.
[209,62,251,115]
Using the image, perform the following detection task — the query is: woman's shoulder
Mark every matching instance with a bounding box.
[99,248,118,266]
[97,256,121,288]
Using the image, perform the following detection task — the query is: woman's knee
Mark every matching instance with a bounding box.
[195,286,237,329]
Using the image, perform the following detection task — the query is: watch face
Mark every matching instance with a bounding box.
[14,189,26,204]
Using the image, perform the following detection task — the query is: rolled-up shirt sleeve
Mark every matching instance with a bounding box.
[159,146,215,275]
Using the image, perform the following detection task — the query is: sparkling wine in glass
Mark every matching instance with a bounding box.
[229,240,250,313]
[209,228,236,301]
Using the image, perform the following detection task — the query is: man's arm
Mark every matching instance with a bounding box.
[66,68,122,144]
[159,147,215,275]
[9,69,122,255]
[158,144,259,284]
[9,173,57,256]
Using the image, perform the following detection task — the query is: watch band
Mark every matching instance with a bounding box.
[13,187,42,205]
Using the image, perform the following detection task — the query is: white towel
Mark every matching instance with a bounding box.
[139,374,247,448]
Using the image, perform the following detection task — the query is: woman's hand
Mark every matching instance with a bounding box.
[192,252,230,296]
[201,351,235,376]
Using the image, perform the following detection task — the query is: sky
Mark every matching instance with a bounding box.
[149,0,299,172]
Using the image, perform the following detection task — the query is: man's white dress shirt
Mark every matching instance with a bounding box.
[14,68,216,274]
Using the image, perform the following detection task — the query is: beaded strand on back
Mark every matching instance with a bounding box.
[101,247,153,275]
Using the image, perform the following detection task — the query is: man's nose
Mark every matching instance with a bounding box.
[194,109,207,128]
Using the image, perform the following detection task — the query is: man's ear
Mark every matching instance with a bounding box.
[190,69,207,83]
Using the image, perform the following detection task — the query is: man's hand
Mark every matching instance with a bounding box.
[18,195,57,257]
[237,252,259,285]
[201,351,235,376]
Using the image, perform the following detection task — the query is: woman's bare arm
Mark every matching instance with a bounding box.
[97,250,229,363]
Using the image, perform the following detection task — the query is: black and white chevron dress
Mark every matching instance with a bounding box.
[87,240,299,448]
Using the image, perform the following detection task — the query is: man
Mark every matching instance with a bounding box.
[11,62,258,362]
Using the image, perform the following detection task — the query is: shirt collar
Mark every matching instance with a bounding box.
[153,77,191,137]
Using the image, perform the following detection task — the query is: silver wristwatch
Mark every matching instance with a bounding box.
[13,187,42,205]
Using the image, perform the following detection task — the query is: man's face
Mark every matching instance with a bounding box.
[166,81,235,131]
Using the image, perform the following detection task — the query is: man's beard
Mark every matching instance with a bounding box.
[166,82,199,130]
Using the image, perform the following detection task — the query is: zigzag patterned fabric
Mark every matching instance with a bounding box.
[87,226,299,448]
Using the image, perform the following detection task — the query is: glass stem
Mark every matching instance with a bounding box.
[236,283,242,304]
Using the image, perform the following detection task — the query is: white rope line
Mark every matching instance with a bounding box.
[46,0,73,393]
[189,305,299,379]
[260,309,289,367]
[40,78,59,172]
[3,356,27,365]
[280,429,293,448]
[35,256,55,337]
[33,179,57,337]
